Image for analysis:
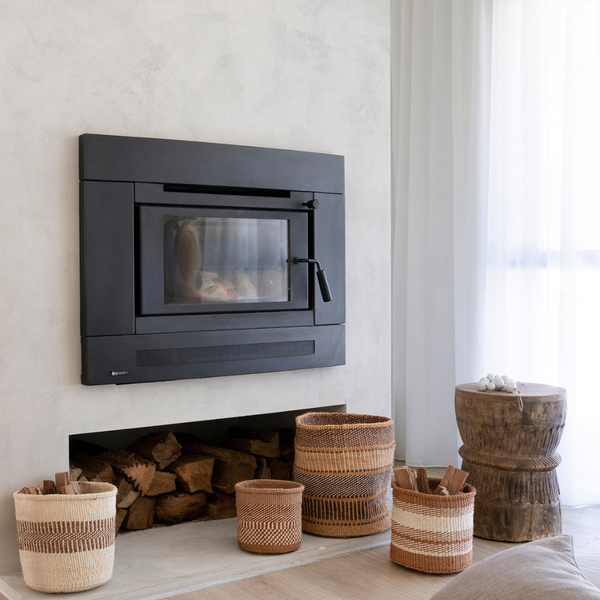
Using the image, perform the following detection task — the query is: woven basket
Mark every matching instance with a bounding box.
[13,482,117,593]
[390,478,476,573]
[235,479,305,554]
[293,412,395,538]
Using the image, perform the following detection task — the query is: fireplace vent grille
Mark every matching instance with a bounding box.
[136,340,315,368]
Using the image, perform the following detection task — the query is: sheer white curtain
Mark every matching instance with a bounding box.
[392,0,600,505]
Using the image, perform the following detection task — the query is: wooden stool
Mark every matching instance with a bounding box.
[455,383,566,542]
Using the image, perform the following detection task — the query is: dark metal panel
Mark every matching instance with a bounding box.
[80,182,134,336]
[136,311,314,334]
[314,193,346,325]
[135,183,309,211]
[80,134,345,195]
[82,325,345,385]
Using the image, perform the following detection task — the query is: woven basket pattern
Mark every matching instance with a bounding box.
[235,479,304,554]
[293,412,395,537]
[390,478,476,573]
[13,482,117,593]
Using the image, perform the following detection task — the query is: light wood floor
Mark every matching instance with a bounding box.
[167,528,600,600]
[168,466,600,600]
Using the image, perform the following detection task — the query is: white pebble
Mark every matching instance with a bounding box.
[477,381,488,390]
[501,375,509,383]
[494,376,505,389]
[487,382,496,391]
[504,382,516,393]
[479,377,490,383]
[487,373,495,382]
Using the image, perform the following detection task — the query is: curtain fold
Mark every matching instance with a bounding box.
[392,0,600,505]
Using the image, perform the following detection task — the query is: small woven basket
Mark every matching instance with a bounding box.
[235,479,305,554]
[13,481,117,593]
[293,412,395,538]
[390,478,476,573]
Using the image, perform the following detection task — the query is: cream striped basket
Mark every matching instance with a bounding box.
[390,478,476,573]
[235,479,305,554]
[13,482,117,593]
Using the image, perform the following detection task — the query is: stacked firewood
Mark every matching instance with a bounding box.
[67,427,295,534]
[393,465,469,496]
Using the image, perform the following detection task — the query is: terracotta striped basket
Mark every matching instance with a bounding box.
[390,478,476,573]
[293,412,395,537]
[13,482,117,593]
[235,479,305,554]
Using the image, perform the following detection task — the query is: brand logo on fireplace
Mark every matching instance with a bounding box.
[110,371,129,377]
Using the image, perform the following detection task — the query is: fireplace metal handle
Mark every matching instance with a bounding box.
[294,258,332,303]
[302,199,320,209]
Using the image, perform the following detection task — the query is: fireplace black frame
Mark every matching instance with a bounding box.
[79,134,345,385]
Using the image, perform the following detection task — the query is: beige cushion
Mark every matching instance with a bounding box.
[431,535,600,600]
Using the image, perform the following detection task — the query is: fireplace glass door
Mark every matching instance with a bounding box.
[139,206,309,315]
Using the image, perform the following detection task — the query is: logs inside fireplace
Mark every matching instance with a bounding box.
[69,427,296,533]
[79,134,346,385]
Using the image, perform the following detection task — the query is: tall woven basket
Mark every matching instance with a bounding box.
[293,412,395,537]
[390,478,476,573]
[235,479,305,554]
[13,482,117,593]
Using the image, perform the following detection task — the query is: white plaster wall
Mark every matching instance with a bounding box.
[0,0,391,573]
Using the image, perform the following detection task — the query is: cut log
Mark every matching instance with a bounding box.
[42,480,56,495]
[63,483,82,495]
[434,485,450,496]
[154,491,207,524]
[165,454,214,494]
[99,449,156,496]
[69,465,83,481]
[393,466,417,491]
[255,457,271,479]
[177,433,257,494]
[266,458,292,481]
[23,486,42,495]
[224,427,279,458]
[439,465,469,495]
[146,471,177,496]
[71,452,117,484]
[55,472,69,494]
[206,492,236,520]
[122,496,155,530]
[115,477,139,508]
[128,431,182,470]
[115,508,128,534]
[416,468,432,494]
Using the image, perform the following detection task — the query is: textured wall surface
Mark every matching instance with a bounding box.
[0,0,391,573]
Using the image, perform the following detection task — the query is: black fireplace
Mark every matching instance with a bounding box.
[79,134,345,385]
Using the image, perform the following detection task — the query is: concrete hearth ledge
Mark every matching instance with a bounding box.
[0,514,392,600]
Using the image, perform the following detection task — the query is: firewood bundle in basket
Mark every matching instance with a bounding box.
[393,465,469,496]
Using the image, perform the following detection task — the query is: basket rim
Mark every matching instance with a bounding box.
[13,482,117,500]
[235,479,304,493]
[295,411,393,430]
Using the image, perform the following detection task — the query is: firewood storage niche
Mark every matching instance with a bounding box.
[79,134,345,385]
